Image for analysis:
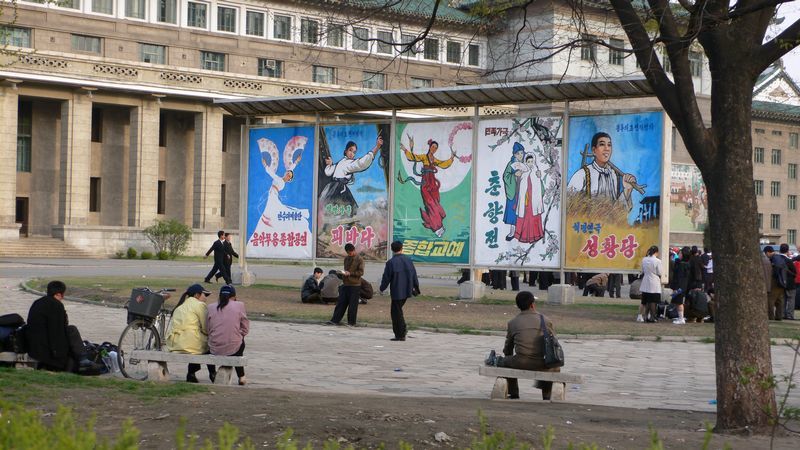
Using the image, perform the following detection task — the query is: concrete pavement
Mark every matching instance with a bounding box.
[3,277,798,413]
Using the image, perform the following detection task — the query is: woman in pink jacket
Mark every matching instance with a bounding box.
[206,285,250,385]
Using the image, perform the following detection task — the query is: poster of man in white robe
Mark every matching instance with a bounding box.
[474,117,562,268]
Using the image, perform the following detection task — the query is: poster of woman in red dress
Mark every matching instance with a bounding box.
[400,137,455,237]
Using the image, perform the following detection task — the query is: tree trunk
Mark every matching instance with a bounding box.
[701,72,777,433]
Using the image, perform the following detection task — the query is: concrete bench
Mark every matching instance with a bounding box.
[130,350,247,385]
[0,352,37,369]
[478,365,585,401]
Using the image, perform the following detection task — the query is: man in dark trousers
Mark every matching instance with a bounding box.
[379,241,420,341]
[327,243,365,326]
[204,230,226,283]
[26,280,102,373]
[214,233,238,284]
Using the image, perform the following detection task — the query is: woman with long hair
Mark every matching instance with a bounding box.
[206,285,250,385]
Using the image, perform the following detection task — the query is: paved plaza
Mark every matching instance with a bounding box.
[2,276,798,413]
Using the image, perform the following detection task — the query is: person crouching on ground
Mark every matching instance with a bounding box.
[166,283,216,383]
[207,285,250,385]
[301,267,324,303]
[320,270,342,304]
[484,291,560,400]
[583,273,608,297]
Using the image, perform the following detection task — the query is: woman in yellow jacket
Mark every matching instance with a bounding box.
[166,283,216,383]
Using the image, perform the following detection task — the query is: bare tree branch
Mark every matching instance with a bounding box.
[758,17,800,73]
[729,0,793,19]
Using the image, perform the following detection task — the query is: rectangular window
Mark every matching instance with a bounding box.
[91,0,113,14]
[89,177,101,212]
[423,38,439,60]
[689,51,702,77]
[217,6,237,33]
[312,65,335,84]
[140,43,166,64]
[220,184,226,217]
[609,38,624,66]
[60,0,80,9]
[257,58,283,78]
[789,229,797,245]
[771,214,781,230]
[791,132,799,149]
[410,77,432,89]
[0,26,31,48]
[352,27,369,51]
[16,101,31,173]
[91,108,102,143]
[758,213,763,229]
[157,180,166,214]
[755,128,765,134]
[755,179,764,196]
[125,0,145,19]
[772,148,782,165]
[200,51,225,71]
[581,34,597,62]
[158,0,177,24]
[326,23,343,47]
[159,112,167,147]
[754,147,764,163]
[446,41,461,64]
[771,181,781,197]
[300,18,319,44]
[789,195,797,211]
[376,30,392,54]
[362,71,385,90]
[71,34,102,53]
[246,11,264,36]
[401,33,419,55]
[468,43,480,66]
[273,15,292,40]
[790,163,797,180]
[187,2,207,28]
[772,130,783,136]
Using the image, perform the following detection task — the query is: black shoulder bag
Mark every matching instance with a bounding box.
[539,314,565,369]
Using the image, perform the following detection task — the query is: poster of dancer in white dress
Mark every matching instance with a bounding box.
[474,117,562,268]
[246,126,315,259]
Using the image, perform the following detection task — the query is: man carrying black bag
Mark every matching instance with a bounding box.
[484,291,561,400]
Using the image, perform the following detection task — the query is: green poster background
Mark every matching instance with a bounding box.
[392,121,472,264]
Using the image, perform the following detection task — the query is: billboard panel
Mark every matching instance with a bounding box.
[670,163,707,233]
[565,112,664,270]
[475,117,563,267]
[246,126,315,259]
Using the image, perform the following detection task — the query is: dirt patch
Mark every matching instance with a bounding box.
[22,384,798,449]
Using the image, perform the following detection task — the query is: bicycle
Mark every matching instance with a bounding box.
[118,287,175,380]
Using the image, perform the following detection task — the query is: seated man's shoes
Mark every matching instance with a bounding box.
[484,349,497,366]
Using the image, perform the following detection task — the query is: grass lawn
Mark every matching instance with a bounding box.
[28,277,800,339]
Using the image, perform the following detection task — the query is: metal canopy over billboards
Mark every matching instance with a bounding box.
[215,77,654,116]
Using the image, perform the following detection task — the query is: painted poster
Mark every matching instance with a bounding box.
[565,112,663,270]
[393,121,473,264]
[316,123,391,259]
[670,164,707,232]
[246,126,315,259]
[475,117,562,267]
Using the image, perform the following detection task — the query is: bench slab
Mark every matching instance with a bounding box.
[0,352,37,369]
[478,366,585,401]
[129,350,246,385]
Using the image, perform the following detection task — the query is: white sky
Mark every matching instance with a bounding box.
[774,3,800,83]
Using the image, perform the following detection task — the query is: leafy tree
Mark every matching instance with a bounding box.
[142,219,192,259]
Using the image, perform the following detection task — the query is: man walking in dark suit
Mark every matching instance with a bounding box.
[204,230,226,283]
[379,241,420,341]
[214,233,238,284]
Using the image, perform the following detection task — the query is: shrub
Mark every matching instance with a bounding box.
[114,250,124,259]
[126,247,137,259]
[143,219,192,259]
[157,250,170,260]
[140,251,153,260]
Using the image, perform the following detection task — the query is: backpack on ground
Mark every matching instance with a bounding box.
[0,313,26,353]
[665,303,679,320]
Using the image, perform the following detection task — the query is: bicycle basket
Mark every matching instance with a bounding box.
[127,289,165,320]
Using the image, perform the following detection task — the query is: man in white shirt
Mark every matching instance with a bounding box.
[567,132,638,211]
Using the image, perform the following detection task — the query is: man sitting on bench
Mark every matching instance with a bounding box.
[485,291,560,400]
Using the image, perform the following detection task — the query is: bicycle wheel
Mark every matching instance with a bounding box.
[118,319,161,380]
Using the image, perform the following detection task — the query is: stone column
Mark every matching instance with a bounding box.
[58,91,92,226]
[0,84,20,238]
[128,99,160,227]
[192,106,223,230]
